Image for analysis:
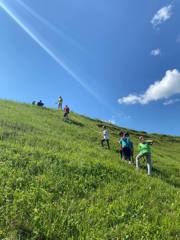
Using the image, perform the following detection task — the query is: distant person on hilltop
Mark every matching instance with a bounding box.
[63,105,70,121]
[101,126,110,149]
[37,100,44,107]
[136,136,153,176]
[32,101,36,105]
[57,96,63,110]
[119,132,133,164]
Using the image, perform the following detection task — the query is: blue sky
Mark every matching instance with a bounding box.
[0,0,180,135]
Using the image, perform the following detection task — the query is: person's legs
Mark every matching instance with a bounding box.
[123,147,130,161]
[106,139,110,149]
[120,149,123,160]
[127,148,131,164]
[136,152,144,170]
[122,148,126,160]
[58,103,62,110]
[64,112,67,120]
[101,139,105,147]
[146,153,152,176]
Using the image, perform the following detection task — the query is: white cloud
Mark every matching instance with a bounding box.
[151,5,173,27]
[107,120,116,125]
[104,113,131,125]
[103,116,116,125]
[163,98,180,105]
[118,95,142,105]
[151,48,161,56]
[118,69,180,105]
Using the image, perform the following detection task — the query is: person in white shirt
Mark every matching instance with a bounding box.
[101,126,110,149]
[57,96,63,110]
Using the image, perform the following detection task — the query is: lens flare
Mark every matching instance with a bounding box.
[0,1,108,108]
[15,0,85,52]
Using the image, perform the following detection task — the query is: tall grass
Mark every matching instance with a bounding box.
[0,100,179,239]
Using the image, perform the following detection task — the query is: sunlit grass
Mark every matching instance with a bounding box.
[0,100,179,239]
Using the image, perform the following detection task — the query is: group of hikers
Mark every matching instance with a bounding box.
[32,97,153,176]
[101,126,153,176]
[32,96,70,121]
[32,100,44,107]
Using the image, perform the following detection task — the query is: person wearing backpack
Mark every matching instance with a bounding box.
[120,132,133,163]
[63,105,70,121]
[136,136,153,176]
[126,133,134,164]
[101,126,110,149]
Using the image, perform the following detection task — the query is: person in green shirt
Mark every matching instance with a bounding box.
[136,136,153,176]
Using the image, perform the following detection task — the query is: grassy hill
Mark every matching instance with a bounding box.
[0,100,179,240]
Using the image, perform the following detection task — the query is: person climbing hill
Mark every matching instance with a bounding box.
[119,132,133,164]
[101,126,110,149]
[136,136,153,176]
[126,133,134,164]
[64,105,70,121]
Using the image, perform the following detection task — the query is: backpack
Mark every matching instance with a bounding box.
[64,107,69,113]
[121,137,131,148]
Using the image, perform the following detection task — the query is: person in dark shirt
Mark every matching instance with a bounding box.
[37,100,44,107]
[64,105,70,121]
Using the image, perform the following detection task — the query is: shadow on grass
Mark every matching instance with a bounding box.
[65,119,84,127]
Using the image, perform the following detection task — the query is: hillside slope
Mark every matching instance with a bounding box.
[0,100,179,239]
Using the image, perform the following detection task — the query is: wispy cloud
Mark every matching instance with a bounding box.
[118,69,180,105]
[151,4,173,27]
[151,48,161,56]
[163,98,180,105]
[117,113,131,120]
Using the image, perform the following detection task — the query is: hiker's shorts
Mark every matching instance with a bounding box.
[122,147,131,160]
[64,112,69,118]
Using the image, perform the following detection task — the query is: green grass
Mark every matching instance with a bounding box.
[0,99,179,239]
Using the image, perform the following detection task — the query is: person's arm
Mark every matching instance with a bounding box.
[145,140,153,145]
[119,139,122,149]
